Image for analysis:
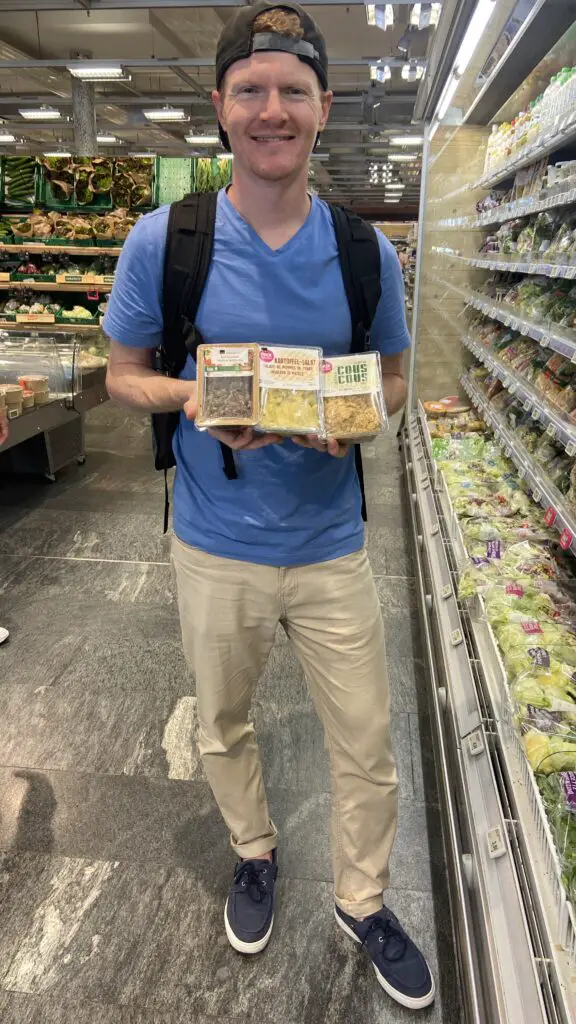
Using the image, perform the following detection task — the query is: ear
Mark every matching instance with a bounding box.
[319,90,333,131]
[212,89,225,128]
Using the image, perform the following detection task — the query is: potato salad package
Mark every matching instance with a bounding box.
[322,353,388,441]
[257,345,323,435]
[196,344,259,429]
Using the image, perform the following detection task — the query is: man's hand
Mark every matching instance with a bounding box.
[0,409,8,446]
[291,434,350,458]
[208,427,284,451]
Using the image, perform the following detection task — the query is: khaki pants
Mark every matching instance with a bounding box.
[172,535,398,919]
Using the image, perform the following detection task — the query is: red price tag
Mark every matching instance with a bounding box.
[560,528,573,551]
[545,507,557,527]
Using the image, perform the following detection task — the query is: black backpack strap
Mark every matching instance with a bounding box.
[330,205,382,522]
[157,191,237,531]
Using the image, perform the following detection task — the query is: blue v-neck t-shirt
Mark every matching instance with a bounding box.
[103,189,410,566]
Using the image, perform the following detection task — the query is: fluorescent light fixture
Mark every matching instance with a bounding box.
[370,63,391,82]
[410,3,440,29]
[217,154,233,161]
[385,198,401,202]
[365,3,393,29]
[129,151,156,158]
[386,183,406,189]
[455,0,496,75]
[401,62,424,81]
[389,153,418,162]
[97,134,118,144]
[0,132,16,143]
[184,134,219,144]
[143,107,189,122]
[391,135,424,146]
[43,150,71,157]
[19,106,61,120]
[68,64,129,81]
[436,73,459,120]
[310,152,330,161]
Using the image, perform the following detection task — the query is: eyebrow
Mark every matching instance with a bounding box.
[231,78,314,90]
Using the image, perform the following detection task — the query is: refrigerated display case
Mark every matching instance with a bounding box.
[0,328,108,478]
[405,23,576,1024]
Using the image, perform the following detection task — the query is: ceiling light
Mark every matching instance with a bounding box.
[184,133,219,145]
[386,183,406,190]
[143,107,189,122]
[365,3,393,29]
[68,64,128,81]
[217,154,234,161]
[436,73,459,120]
[0,132,16,143]
[385,198,401,203]
[43,150,71,157]
[401,62,424,81]
[19,106,61,120]
[97,134,118,144]
[410,3,440,29]
[455,0,496,74]
[389,153,418,162]
[129,151,156,157]
[370,63,391,82]
[391,136,424,146]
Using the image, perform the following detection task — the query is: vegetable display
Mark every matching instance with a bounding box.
[3,157,36,206]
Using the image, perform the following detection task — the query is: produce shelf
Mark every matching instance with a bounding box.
[465,293,576,361]
[432,249,576,279]
[0,320,101,332]
[474,185,576,230]
[474,109,576,190]
[461,332,576,453]
[0,281,112,293]
[461,372,576,559]
[416,406,576,1018]
[0,244,122,257]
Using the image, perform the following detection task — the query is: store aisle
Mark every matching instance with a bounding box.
[0,405,460,1023]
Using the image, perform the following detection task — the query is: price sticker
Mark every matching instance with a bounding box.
[468,730,484,757]
[487,826,507,860]
[546,422,557,439]
[566,442,576,457]
[545,506,557,527]
[560,528,573,551]
[523,399,532,413]
[451,628,463,647]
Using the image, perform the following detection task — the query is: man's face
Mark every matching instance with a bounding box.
[213,51,332,182]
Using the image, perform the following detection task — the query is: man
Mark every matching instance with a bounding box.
[104,1,434,1011]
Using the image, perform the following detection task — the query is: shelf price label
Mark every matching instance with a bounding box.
[560,528,573,551]
[540,335,550,348]
[531,407,541,421]
[517,465,527,480]
[546,422,557,439]
[441,584,452,600]
[532,488,542,504]
[450,628,463,647]
[566,442,576,457]
[545,506,557,527]
[505,446,512,458]
[523,399,532,413]
[468,730,484,757]
[487,826,507,860]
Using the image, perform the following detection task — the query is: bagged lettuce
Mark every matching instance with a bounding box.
[537,772,576,904]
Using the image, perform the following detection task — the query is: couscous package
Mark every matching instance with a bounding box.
[322,352,388,441]
[196,343,260,428]
[257,345,323,435]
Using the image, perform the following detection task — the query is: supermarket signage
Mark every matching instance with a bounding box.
[56,274,95,284]
[0,272,10,282]
[545,507,557,526]
[15,313,55,323]
[560,528,573,551]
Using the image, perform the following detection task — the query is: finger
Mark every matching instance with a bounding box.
[326,439,349,458]
[243,434,284,450]
[290,435,311,449]
[208,427,254,449]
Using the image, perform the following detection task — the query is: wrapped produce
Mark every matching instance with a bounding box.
[258,346,323,435]
[322,353,387,440]
[196,344,259,428]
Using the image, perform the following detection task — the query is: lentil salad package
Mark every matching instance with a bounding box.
[196,344,259,428]
[321,352,388,441]
[257,345,323,435]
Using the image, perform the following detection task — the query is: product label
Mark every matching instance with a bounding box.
[560,772,576,812]
[259,346,321,389]
[527,647,550,668]
[506,583,525,597]
[526,705,562,732]
[560,528,573,551]
[486,539,502,559]
[201,346,254,376]
[471,556,490,567]
[521,621,543,635]
[322,353,379,396]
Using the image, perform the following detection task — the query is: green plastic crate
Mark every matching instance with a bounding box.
[156,157,193,205]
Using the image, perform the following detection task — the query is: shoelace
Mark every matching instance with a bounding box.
[233,862,270,903]
[363,916,408,962]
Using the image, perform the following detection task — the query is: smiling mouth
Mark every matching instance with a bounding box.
[250,135,296,143]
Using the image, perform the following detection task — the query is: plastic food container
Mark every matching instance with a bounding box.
[22,389,34,410]
[0,383,24,406]
[321,352,388,441]
[18,373,49,393]
[258,345,323,435]
[196,343,259,429]
[34,390,51,406]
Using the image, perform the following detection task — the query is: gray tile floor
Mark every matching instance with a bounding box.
[0,404,461,1023]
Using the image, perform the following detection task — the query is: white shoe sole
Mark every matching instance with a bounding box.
[224,900,274,955]
[334,907,436,1010]
[0,628,9,645]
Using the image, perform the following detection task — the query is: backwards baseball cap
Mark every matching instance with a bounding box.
[215,2,329,150]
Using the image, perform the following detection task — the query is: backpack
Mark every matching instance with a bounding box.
[153,190,382,533]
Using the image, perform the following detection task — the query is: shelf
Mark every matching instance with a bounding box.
[461,372,576,558]
[0,244,122,257]
[0,281,112,293]
[475,108,576,190]
[0,320,101,332]
[465,293,576,361]
[462,332,576,452]
[474,184,576,230]
[433,249,576,279]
